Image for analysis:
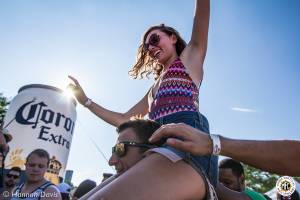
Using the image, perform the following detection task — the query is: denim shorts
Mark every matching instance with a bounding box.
[153,111,218,186]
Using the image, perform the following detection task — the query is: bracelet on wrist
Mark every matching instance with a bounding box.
[209,134,221,155]
[84,98,92,107]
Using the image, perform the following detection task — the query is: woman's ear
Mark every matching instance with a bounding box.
[171,34,178,44]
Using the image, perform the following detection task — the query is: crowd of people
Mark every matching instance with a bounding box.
[1,0,300,199]
[1,118,300,199]
[0,132,97,200]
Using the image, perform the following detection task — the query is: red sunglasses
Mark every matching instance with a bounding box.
[144,33,160,51]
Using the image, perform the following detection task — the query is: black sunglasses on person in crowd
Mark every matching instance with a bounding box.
[144,33,160,51]
[112,141,156,157]
[6,174,19,179]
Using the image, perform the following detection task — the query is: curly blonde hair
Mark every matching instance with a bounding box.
[129,24,187,80]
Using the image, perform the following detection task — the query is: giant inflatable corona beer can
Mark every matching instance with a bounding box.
[3,84,77,184]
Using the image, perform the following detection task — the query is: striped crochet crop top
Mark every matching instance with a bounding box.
[148,57,199,120]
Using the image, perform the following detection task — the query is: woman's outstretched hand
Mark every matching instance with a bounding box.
[68,75,89,105]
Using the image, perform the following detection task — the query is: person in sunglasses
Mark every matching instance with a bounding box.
[0,167,21,200]
[69,0,216,199]
[79,119,161,200]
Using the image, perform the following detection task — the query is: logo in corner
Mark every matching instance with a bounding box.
[276,176,296,197]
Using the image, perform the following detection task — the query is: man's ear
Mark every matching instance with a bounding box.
[240,174,245,185]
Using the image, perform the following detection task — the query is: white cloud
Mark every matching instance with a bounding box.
[231,107,257,113]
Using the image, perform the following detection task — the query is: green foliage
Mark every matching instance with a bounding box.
[244,164,279,193]
[0,93,10,126]
[244,165,300,194]
[294,177,300,183]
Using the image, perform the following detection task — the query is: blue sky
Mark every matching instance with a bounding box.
[1,0,299,185]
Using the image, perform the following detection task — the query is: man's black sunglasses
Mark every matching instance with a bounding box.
[112,141,156,157]
[6,174,19,179]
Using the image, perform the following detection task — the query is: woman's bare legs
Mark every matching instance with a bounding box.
[89,153,206,200]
